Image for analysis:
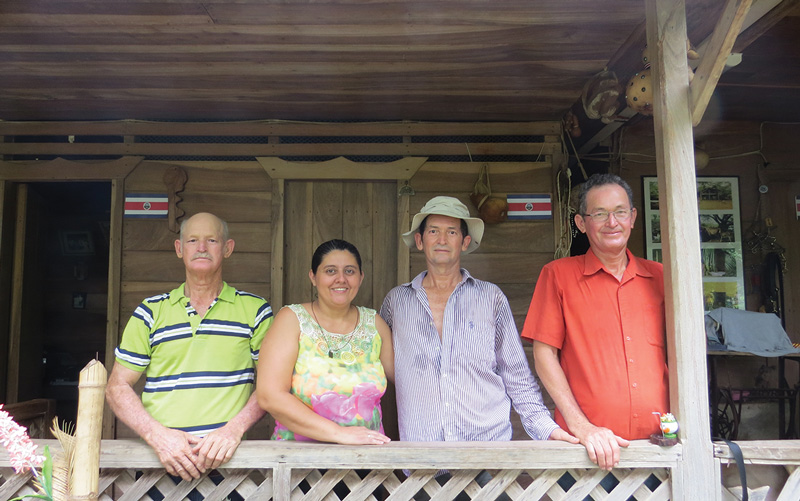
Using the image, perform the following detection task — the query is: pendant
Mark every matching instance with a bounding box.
[328,350,334,358]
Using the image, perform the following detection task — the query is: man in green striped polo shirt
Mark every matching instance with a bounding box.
[106,212,273,482]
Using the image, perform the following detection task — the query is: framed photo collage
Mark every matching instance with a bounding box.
[643,177,744,311]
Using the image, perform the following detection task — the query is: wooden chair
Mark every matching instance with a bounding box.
[4,398,56,439]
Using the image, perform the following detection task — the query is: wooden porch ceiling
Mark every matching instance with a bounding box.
[0,0,798,125]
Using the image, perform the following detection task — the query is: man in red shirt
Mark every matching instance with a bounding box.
[521,173,668,471]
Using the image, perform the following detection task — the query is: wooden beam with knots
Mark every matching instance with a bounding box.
[690,0,753,126]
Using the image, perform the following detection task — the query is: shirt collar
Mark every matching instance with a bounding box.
[409,268,474,290]
[170,281,232,305]
[583,248,653,280]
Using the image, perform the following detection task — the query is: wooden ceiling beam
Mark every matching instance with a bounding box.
[574,0,795,156]
[690,0,753,126]
[733,0,800,52]
[0,120,560,138]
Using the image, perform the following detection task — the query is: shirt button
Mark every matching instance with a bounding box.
[626,336,631,341]
[632,383,638,388]
[445,402,450,407]
[442,373,447,378]
[629,358,634,363]
[633,413,638,418]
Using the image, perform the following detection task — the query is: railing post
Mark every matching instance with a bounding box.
[70,359,107,501]
[274,463,291,501]
[645,0,716,498]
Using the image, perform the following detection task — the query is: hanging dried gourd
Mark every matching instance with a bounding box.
[470,163,508,224]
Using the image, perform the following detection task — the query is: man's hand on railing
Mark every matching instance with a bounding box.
[146,426,202,481]
[193,425,243,471]
[572,423,630,471]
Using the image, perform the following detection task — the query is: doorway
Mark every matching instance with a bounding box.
[2,182,110,425]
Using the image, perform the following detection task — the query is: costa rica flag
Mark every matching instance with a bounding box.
[506,194,552,220]
[125,194,169,217]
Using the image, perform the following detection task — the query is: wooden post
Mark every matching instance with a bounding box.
[6,184,27,404]
[645,0,716,498]
[104,178,124,440]
[70,359,107,501]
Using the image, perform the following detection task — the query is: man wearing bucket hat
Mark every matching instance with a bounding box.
[380,196,579,449]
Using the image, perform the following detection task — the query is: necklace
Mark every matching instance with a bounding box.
[310,301,359,358]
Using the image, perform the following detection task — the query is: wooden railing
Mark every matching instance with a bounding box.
[6,439,800,499]
[714,440,800,499]
[0,439,680,500]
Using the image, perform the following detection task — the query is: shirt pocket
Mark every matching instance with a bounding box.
[461,318,497,364]
[640,303,666,348]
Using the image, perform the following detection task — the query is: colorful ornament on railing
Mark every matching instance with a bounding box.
[650,411,679,446]
[659,413,679,438]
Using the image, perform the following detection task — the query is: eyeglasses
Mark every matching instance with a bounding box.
[582,208,634,222]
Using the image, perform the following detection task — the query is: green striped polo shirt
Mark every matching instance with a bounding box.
[115,282,273,434]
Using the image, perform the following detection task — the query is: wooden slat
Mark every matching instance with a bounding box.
[271,179,285,309]
[397,184,411,285]
[479,222,555,254]
[777,466,800,501]
[104,177,124,439]
[372,183,398,311]
[0,141,561,157]
[732,0,800,52]
[283,181,314,305]
[125,161,270,193]
[258,156,427,180]
[691,0,754,126]
[0,157,141,181]
[0,121,561,138]
[342,182,373,307]
[410,162,552,195]
[6,184,27,403]
[15,438,681,470]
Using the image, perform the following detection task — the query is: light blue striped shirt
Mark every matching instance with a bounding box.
[380,269,559,442]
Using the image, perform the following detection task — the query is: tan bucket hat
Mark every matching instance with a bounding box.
[402,196,484,254]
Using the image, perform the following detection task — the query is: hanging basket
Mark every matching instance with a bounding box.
[470,164,507,224]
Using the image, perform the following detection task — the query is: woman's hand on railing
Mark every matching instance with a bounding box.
[332,426,391,445]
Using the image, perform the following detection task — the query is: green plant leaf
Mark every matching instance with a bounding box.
[40,446,53,497]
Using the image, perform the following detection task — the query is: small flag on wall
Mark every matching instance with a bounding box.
[125,194,169,217]
[796,195,800,219]
[507,194,552,220]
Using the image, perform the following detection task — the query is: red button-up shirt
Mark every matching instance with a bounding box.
[521,248,669,440]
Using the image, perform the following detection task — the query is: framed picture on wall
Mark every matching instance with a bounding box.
[643,177,744,311]
[60,230,95,256]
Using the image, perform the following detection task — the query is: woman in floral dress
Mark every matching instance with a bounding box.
[256,239,394,444]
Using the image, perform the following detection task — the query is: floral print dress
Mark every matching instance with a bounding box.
[271,304,387,441]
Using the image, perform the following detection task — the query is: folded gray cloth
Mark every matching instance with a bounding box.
[705,307,800,357]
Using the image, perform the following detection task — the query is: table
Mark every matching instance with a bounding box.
[707,350,800,440]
